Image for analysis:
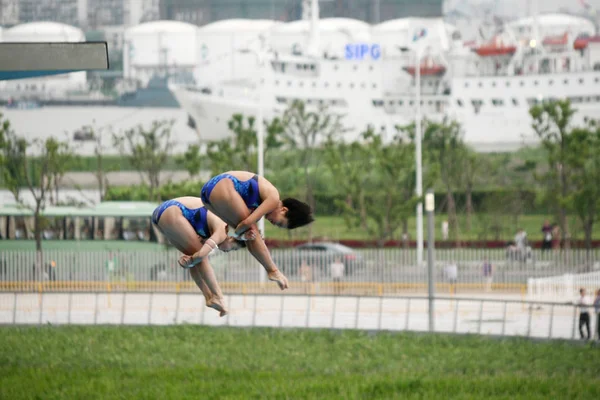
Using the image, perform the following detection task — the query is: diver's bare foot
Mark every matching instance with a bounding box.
[268,270,289,290]
[206,297,228,317]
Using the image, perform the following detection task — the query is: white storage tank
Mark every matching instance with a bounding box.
[269,18,372,59]
[0,22,87,97]
[2,21,85,42]
[197,19,281,86]
[124,20,200,88]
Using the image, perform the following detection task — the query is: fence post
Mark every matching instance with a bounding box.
[147,293,154,325]
[548,304,555,339]
[121,293,127,325]
[405,298,411,330]
[223,295,231,326]
[174,293,180,325]
[13,292,18,324]
[377,296,384,331]
[501,301,508,336]
[279,295,285,328]
[526,303,533,337]
[477,301,484,334]
[331,295,337,328]
[425,189,436,332]
[38,292,45,325]
[251,294,257,327]
[305,295,311,328]
[354,297,360,329]
[453,299,460,333]
[94,292,99,325]
[200,296,206,325]
[67,292,73,324]
[571,305,578,340]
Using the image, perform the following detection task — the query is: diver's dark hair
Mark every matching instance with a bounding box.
[235,239,247,248]
[282,198,314,229]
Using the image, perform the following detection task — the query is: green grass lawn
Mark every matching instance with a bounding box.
[265,213,600,242]
[0,240,164,251]
[0,326,598,399]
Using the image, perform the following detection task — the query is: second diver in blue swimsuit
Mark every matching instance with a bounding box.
[152,196,252,317]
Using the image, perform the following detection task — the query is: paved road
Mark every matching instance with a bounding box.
[0,292,583,340]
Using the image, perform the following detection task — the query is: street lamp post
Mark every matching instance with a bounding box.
[241,48,267,237]
[256,58,265,237]
[253,51,267,285]
[399,44,424,267]
[425,189,435,331]
[415,45,424,267]
[239,48,267,284]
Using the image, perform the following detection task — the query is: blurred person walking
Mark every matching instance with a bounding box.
[594,289,600,341]
[575,288,592,340]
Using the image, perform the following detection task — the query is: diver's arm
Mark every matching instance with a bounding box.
[234,191,279,235]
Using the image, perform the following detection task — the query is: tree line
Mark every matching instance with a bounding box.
[1,99,600,252]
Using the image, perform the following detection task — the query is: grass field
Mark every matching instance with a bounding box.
[277,214,600,242]
[1,326,598,399]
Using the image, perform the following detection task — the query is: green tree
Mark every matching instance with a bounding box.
[0,113,75,267]
[0,114,27,203]
[206,114,285,176]
[72,124,112,201]
[91,127,114,201]
[325,129,417,246]
[423,118,465,240]
[324,139,371,233]
[530,100,577,248]
[176,144,203,178]
[281,100,347,212]
[113,119,174,202]
[460,147,479,233]
[398,118,464,240]
[564,123,600,250]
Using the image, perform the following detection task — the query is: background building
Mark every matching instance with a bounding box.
[0,0,20,25]
[16,0,79,26]
[0,21,88,98]
[158,0,443,26]
[0,0,161,28]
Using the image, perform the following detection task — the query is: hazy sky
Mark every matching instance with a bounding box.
[444,0,600,18]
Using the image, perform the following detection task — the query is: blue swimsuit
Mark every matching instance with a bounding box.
[201,173,262,210]
[152,200,210,238]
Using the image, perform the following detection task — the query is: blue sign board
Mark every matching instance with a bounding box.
[344,43,381,61]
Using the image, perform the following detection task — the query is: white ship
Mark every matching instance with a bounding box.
[170,1,600,152]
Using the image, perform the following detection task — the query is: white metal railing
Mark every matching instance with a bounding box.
[0,248,599,295]
[528,270,600,301]
[1,292,597,341]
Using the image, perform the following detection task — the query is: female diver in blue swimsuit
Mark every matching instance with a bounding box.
[199,170,314,291]
[152,196,251,317]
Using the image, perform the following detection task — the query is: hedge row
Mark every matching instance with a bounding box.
[105,184,546,215]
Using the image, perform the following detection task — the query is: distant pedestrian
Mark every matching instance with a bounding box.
[541,220,553,251]
[514,228,528,261]
[594,289,600,341]
[575,288,592,340]
[445,262,458,294]
[330,257,345,295]
[482,259,493,292]
[299,259,313,294]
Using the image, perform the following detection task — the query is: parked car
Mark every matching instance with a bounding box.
[274,242,365,277]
